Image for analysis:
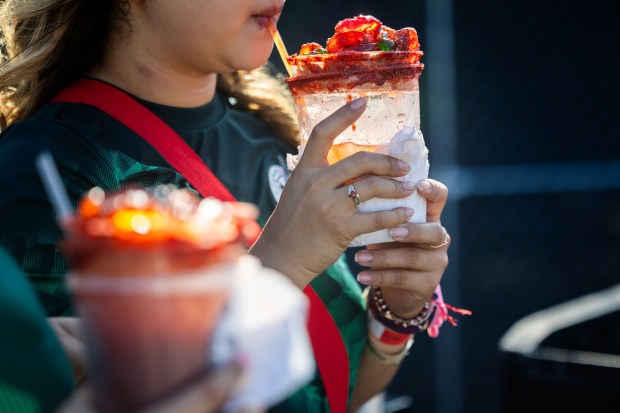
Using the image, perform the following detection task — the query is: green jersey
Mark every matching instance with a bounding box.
[0,85,367,412]
[0,248,74,413]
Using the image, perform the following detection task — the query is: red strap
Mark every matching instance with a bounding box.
[304,286,349,413]
[53,79,235,202]
[53,79,350,413]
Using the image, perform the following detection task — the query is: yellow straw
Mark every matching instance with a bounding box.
[267,18,293,77]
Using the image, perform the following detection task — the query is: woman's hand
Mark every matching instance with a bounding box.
[48,317,88,385]
[353,179,450,317]
[56,362,247,413]
[250,99,417,288]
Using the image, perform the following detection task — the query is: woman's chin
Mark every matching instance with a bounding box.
[234,49,273,71]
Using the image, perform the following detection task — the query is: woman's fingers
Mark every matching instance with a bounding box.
[343,176,417,206]
[416,179,448,222]
[386,222,450,247]
[354,243,449,274]
[327,151,410,185]
[144,362,243,413]
[300,98,367,168]
[343,207,415,238]
[57,363,244,413]
[48,317,88,385]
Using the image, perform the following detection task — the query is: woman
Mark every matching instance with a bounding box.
[0,1,450,412]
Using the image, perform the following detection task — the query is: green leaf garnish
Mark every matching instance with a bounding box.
[377,38,394,51]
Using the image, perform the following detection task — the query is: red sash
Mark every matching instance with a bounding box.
[53,79,350,413]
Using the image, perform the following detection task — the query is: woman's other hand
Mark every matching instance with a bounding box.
[56,362,247,413]
[354,179,450,317]
[48,317,87,385]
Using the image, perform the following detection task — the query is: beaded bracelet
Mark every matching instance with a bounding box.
[367,287,436,335]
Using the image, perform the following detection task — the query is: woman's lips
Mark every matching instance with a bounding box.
[254,16,271,30]
[253,2,284,28]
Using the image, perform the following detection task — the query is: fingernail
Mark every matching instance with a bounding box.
[404,208,414,218]
[349,98,367,110]
[398,160,410,172]
[390,226,409,240]
[354,251,373,264]
[402,181,416,192]
[418,180,432,191]
[357,272,372,284]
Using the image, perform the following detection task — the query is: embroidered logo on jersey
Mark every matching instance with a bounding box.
[268,164,287,202]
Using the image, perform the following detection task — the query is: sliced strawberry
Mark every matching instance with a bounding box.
[326,31,374,53]
[334,15,382,36]
[394,27,419,51]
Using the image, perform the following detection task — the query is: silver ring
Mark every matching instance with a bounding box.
[348,183,361,206]
[429,229,449,249]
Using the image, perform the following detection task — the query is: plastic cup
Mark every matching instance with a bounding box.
[67,254,234,413]
[286,51,428,246]
[61,187,250,412]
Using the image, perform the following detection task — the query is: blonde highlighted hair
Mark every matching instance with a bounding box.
[0,0,299,145]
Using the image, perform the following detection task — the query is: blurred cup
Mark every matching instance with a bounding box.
[67,265,232,412]
[63,186,258,412]
[286,51,428,246]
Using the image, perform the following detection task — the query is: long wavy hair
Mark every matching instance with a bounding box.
[0,0,299,145]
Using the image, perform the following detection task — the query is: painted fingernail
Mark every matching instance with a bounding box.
[398,160,410,172]
[354,251,373,264]
[349,98,367,110]
[390,226,409,240]
[402,181,416,192]
[418,180,432,191]
[357,272,372,285]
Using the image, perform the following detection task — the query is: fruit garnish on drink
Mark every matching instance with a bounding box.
[297,15,420,55]
[63,185,262,275]
[286,15,423,79]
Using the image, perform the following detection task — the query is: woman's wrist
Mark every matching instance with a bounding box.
[366,333,414,365]
[248,232,315,289]
[364,287,423,365]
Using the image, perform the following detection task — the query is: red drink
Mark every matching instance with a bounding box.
[64,186,260,412]
[285,16,429,246]
[327,142,379,164]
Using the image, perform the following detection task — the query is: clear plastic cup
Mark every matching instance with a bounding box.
[68,258,234,413]
[286,51,428,246]
[61,187,253,412]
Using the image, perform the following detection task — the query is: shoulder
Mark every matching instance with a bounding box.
[0,103,102,157]
[224,102,297,153]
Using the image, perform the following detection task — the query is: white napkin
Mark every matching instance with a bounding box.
[350,126,429,246]
[211,256,315,412]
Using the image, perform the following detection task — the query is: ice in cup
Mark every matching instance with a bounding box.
[285,15,429,246]
[62,185,261,412]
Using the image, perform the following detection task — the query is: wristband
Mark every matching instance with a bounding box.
[367,307,412,345]
[366,335,414,365]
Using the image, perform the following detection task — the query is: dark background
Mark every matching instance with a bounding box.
[270,1,620,412]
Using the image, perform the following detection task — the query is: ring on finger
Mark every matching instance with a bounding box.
[429,229,449,249]
[348,183,361,206]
